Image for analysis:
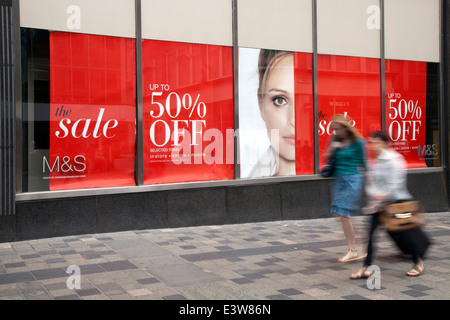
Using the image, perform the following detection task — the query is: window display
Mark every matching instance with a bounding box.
[17,0,441,194]
[142,40,235,184]
[49,32,136,190]
[318,55,382,167]
[385,60,440,168]
[238,48,313,178]
[22,29,136,191]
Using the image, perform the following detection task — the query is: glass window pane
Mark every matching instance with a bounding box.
[385,60,440,167]
[19,0,135,38]
[21,29,137,191]
[384,0,439,62]
[142,40,235,184]
[238,0,312,52]
[318,55,382,166]
[141,0,232,46]
[317,0,380,58]
[238,48,313,178]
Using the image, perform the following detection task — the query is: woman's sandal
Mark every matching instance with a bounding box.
[338,249,367,263]
[350,267,372,279]
[406,259,425,277]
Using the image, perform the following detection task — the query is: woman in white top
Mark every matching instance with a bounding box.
[365,136,412,207]
[351,131,425,279]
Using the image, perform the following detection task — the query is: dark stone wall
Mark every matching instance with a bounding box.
[2,171,445,242]
[7,179,330,241]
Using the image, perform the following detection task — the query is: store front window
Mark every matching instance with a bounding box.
[142,40,235,184]
[317,55,382,167]
[22,29,136,191]
[17,0,441,195]
[237,0,314,178]
[385,60,440,168]
[238,48,313,178]
[384,0,440,168]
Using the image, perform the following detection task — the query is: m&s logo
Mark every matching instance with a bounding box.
[43,155,86,173]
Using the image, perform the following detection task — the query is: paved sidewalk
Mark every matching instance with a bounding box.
[1,212,450,301]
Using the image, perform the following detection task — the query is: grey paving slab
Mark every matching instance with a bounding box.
[31,268,67,280]
[177,281,264,300]
[0,272,36,284]
[130,255,223,287]
[1,212,450,300]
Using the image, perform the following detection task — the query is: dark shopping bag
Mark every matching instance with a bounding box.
[320,157,335,178]
[387,226,431,258]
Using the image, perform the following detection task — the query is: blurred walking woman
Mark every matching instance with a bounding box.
[324,114,367,263]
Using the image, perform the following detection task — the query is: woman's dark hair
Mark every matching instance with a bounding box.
[370,130,389,142]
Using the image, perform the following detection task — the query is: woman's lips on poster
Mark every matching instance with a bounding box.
[284,135,296,145]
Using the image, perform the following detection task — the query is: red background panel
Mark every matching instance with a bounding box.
[49,32,136,190]
[142,40,234,184]
[294,52,314,174]
[318,55,382,167]
[385,59,427,168]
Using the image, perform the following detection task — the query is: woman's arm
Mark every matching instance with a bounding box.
[358,139,368,171]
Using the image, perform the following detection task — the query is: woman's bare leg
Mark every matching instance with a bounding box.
[341,215,356,250]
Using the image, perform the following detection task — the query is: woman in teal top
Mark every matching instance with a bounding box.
[324,114,367,263]
[333,138,367,176]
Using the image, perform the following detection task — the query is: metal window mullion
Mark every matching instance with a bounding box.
[135,0,144,185]
[13,0,22,195]
[380,0,386,131]
[312,0,319,174]
[8,4,14,215]
[439,0,446,169]
[232,0,240,179]
[0,1,16,215]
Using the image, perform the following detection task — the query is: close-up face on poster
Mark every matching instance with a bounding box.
[49,32,137,190]
[142,40,235,185]
[238,48,314,179]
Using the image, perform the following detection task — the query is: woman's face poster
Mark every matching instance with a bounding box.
[238,48,314,178]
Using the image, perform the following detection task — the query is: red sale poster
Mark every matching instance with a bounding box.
[49,32,136,190]
[142,40,234,184]
[317,55,382,167]
[385,59,427,168]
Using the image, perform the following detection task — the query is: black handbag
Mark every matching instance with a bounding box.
[320,157,335,178]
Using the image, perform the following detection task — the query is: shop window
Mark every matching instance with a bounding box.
[142,40,235,184]
[238,48,314,178]
[384,0,440,168]
[21,29,136,191]
[317,55,382,166]
[385,60,440,168]
[17,0,443,195]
